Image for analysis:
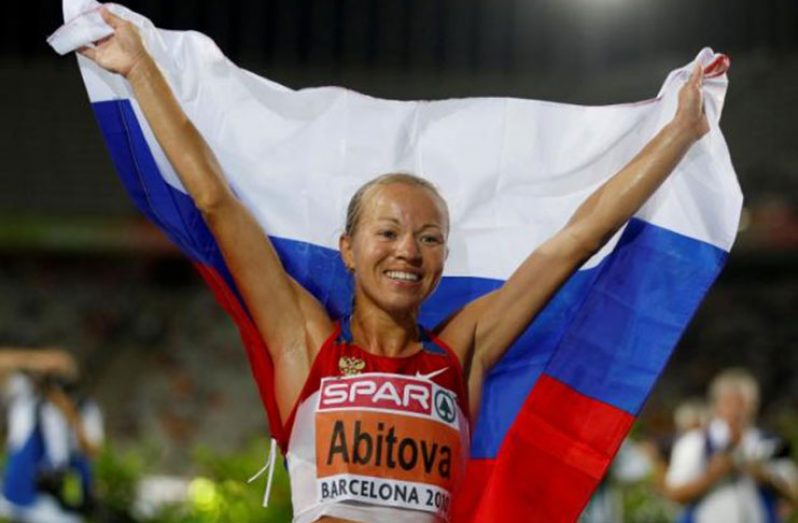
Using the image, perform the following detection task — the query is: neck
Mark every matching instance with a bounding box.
[350,305,420,357]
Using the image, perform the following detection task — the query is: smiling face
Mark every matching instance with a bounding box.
[340,181,449,316]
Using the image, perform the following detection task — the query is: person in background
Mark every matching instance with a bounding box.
[0,349,104,523]
[641,397,710,498]
[665,368,798,523]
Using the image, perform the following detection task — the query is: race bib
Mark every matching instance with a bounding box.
[315,373,464,518]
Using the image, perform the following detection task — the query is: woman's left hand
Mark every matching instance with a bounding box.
[674,61,710,140]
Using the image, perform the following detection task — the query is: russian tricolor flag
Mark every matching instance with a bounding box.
[50,1,741,521]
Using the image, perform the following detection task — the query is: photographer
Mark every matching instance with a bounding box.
[665,368,798,523]
[0,349,103,523]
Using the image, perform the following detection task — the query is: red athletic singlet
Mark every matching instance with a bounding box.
[284,318,470,523]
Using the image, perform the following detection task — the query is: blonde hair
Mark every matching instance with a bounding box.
[709,367,760,416]
[344,173,449,237]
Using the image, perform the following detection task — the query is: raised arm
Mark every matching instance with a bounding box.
[80,9,332,420]
[439,63,709,414]
[0,348,76,378]
[664,442,736,504]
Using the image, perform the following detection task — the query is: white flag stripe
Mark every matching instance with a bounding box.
[51,1,741,283]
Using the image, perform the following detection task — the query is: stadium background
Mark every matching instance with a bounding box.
[0,0,796,520]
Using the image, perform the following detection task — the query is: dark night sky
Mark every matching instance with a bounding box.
[5,0,797,75]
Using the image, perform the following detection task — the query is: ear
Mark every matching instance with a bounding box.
[339,234,355,272]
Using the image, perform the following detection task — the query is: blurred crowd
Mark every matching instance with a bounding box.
[0,257,266,470]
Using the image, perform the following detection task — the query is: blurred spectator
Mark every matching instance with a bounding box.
[665,368,798,523]
[0,349,104,523]
[643,397,711,497]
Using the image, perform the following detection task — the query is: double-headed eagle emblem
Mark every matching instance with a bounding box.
[338,356,366,376]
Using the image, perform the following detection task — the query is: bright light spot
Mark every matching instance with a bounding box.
[188,477,222,515]
[572,0,628,8]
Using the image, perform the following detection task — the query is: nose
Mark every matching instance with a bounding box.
[395,233,421,263]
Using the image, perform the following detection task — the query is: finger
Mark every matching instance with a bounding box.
[691,60,704,86]
[99,5,122,29]
[78,45,97,61]
[686,60,697,82]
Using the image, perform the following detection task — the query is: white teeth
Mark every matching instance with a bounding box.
[385,271,420,282]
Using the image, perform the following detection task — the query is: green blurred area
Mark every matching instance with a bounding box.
[97,438,292,523]
[0,438,292,523]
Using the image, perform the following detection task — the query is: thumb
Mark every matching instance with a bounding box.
[99,5,122,29]
[78,45,97,61]
[691,59,704,86]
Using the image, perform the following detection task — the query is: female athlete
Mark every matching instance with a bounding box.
[80,7,709,523]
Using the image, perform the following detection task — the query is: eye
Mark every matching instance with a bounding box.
[378,229,398,240]
[420,234,444,246]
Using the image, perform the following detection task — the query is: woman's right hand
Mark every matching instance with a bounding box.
[79,7,148,78]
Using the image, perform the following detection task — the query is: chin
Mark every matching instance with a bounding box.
[357,279,435,315]
[367,289,427,316]
[380,297,425,315]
